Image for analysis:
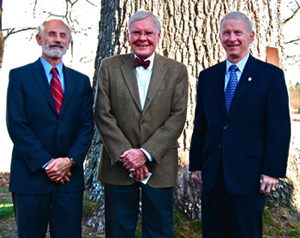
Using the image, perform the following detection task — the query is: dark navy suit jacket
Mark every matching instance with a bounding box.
[6,59,94,194]
[189,54,291,196]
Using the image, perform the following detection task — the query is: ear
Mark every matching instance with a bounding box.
[249,31,255,44]
[66,40,71,49]
[126,30,130,43]
[36,34,42,46]
[157,30,161,42]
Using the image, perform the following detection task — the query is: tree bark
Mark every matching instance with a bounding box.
[84,0,288,231]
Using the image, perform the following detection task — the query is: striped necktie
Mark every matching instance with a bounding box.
[50,68,63,115]
[225,65,238,113]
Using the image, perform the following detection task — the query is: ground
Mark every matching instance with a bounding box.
[1,172,300,237]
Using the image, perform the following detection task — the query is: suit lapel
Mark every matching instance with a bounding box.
[227,55,258,118]
[60,66,75,116]
[121,54,142,111]
[143,53,167,112]
[212,62,227,120]
[32,60,58,115]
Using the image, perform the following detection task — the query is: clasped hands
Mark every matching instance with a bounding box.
[191,171,278,195]
[45,157,73,184]
[120,149,149,182]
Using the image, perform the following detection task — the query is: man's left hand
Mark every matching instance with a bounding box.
[120,149,147,171]
[45,157,73,184]
[259,174,279,195]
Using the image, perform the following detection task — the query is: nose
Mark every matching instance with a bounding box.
[138,33,147,40]
[229,33,237,41]
[54,36,64,42]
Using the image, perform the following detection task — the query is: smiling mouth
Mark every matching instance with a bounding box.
[137,45,149,47]
[51,46,63,49]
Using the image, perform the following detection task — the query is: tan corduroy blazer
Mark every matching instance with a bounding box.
[95,53,188,188]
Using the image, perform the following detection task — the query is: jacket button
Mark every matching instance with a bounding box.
[223,125,228,129]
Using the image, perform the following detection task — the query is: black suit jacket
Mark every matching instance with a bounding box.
[189,54,291,196]
[6,59,94,194]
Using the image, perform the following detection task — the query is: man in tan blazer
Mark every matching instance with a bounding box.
[95,10,188,238]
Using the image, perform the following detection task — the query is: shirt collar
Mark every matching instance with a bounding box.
[40,57,64,76]
[226,53,249,73]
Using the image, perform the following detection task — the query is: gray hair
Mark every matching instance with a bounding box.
[128,10,161,31]
[37,19,72,41]
[220,11,253,33]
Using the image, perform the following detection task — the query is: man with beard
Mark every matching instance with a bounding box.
[6,19,94,238]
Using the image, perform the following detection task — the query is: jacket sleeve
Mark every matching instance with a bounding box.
[262,67,291,178]
[141,63,189,164]
[6,69,53,172]
[189,71,207,171]
[94,59,133,165]
[66,74,94,169]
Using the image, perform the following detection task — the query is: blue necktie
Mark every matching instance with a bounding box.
[225,65,238,113]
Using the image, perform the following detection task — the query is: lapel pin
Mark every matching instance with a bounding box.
[248,77,252,82]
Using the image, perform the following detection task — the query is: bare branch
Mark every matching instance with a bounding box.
[33,0,38,15]
[285,38,300,45]
[283,1,300,24]
[3,27,37,41]
[86,0,97,7]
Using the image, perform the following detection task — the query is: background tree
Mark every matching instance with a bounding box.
[0,0,99,70]
[84,0,293,232]
[289,82,300,111]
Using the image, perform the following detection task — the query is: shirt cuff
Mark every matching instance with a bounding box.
[140,148,153,162]
[42,159,52,169]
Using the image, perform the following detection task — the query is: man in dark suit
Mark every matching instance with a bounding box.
[6,19,94,238]
[189,11,290,238]
[95,10,188,238]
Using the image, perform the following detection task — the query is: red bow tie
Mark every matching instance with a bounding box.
[135,58,150,69]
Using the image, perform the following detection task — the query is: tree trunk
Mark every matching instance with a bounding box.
[84,0,288,232]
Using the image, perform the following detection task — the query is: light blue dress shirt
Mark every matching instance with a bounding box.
[224,53,250,91]
[40,57,65,92]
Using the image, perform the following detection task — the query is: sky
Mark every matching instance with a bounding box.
[0,0,299,172]
[281,0,300,85]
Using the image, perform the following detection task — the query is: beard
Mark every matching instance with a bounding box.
[42,42,68,58]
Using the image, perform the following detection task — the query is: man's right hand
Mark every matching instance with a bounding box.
[132,164,149,182]
[191,170,202,184]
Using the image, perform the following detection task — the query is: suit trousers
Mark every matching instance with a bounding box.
[201,170,266,238]
[104,182,174,238]
[12,189,83,238]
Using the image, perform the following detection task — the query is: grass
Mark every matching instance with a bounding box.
[0,202,14,219]
[262,206,300,237]
[173,209,202,237]
[1,185,300,237]
[82,192,101,218]
[0,187,14,220]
